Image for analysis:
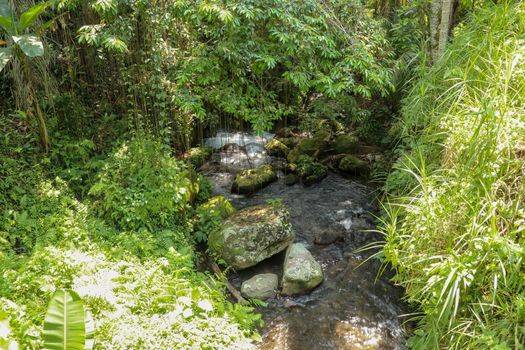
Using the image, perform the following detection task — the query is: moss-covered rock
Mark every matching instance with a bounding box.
[296,155,328,186]
[231,165,277,194]
[281,243,323,295]
[264,139,290,157]
[182,147,212,168]
[208,204,294,270]
[286,130,331,163]
[284,174,298,186]
[278,137,300,149]
[199,196,236,218]
[338,155,369,175]
[332,134,358,154]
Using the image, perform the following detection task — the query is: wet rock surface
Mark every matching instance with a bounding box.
[281,243,324,295]
[203,168,408,350]
[241,273,279,300]
[207,203,294,270]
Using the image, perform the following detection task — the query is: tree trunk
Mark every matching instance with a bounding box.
[430,0,442,63]
[438,0,454,57]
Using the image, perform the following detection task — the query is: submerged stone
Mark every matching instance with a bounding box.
[231,165,277,194]
[241,273,278,300]
[208,203,294,270]
[282,243,323,295]
[284,174,298,186]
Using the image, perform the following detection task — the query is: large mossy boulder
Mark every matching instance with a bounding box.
[208,204,294,270]
[282,243,323,295]
[231,165,277,194]
[332,134,358,154]
[241,273,279,299]
[338,155,369,175]
[296,155,328,186]
[264,139,289,157]
[287,130,331,163]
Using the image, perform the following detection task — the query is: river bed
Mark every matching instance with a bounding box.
[203,164,408,349]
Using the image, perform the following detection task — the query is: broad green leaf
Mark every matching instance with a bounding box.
[0,46,12,71]
[0,15,14,34]
[12,35,44,57]
[43,289,86,350]
[17,1,54,32]
[0,0,13,18]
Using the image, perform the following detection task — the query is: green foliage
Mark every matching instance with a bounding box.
[194,196,235,243]
[89,137,193,231]
[43,289,87,350]
[381,2,525,348]
[0,125,259,349]
[67,0,394,139]
[296,155,328,185]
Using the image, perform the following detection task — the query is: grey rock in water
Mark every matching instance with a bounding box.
[241,273,279,299]
[208,203,294,270]
[282,243,323,295]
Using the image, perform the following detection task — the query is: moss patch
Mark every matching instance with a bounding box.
[231,165,277,194]
[338,155,368,175]
[264,139,289,157]
[332,134,358,154]
[287,130,331,163]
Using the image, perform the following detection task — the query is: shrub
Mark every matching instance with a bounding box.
[89,137,193,231]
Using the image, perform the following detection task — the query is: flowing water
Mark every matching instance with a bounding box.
[201,132,408,350]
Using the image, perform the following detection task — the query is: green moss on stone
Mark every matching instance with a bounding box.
[338,155,368,175]
[332,134,358,154]
[231,165,277,194]
[264,139,290,157]
[287,130,330,163]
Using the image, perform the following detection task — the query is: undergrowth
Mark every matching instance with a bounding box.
[0,124,260,349]
[381,2,525,349]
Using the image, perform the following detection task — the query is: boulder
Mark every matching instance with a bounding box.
[332,134,358,154]
[264,139,290,157]
[287,130,331,163]
[231,165,277,194]
[241,273,279,299]
[338,155,369,175]
[282,243,323,295]
[208,204,294,270]
[284,174,298,186]
[296,155,328,186]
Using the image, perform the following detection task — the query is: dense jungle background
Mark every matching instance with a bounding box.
[1,0,525,349]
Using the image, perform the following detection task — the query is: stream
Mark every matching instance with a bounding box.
[201,133,408,350]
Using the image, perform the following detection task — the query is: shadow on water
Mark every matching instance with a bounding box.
[204,167,409,350]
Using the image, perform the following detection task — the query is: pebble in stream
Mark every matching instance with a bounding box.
[204,165,408,350]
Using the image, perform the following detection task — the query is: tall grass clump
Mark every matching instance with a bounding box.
[381,2,525,349]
